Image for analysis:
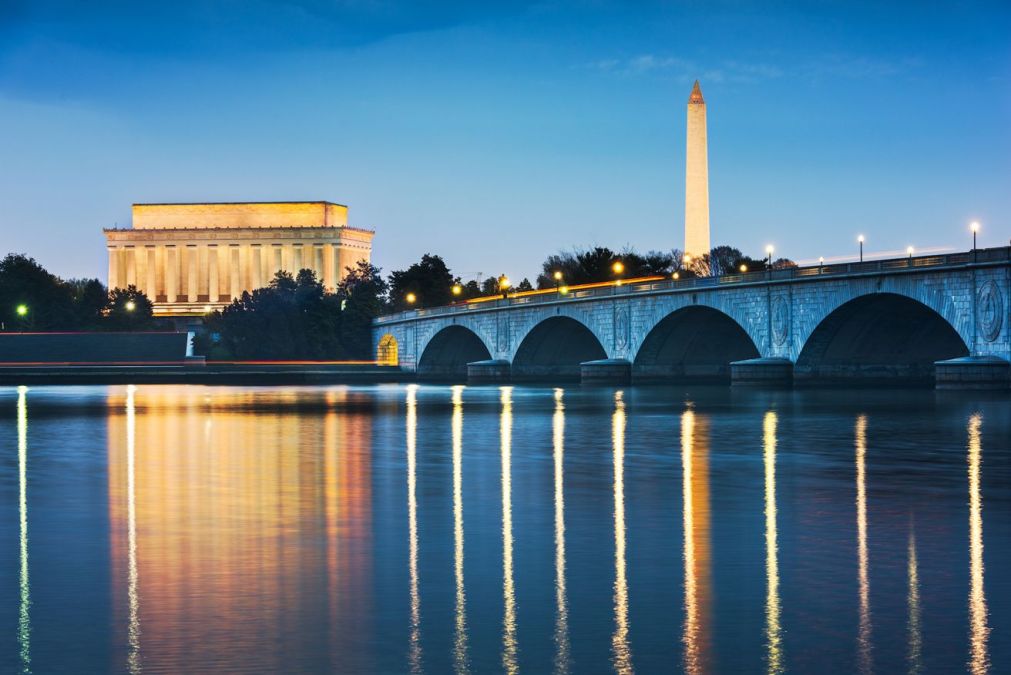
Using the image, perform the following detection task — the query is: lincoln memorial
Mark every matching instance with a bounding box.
[104,201,374,316]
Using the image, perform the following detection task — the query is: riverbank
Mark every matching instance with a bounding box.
[0,362,406,385]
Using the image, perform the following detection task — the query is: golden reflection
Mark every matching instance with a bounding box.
[17,386,30,675]
[681,407,712,674]
[855,414,872,674]
[501,386,518,675]
[107,386,373,672]
[406,384,422,674]
[967,413,989,675]
[611,391,632,674]
[553,388,570,675]
[763,411,783,674]
[126,386,141,674]
[451,385,469,674]
[907,524,922,675]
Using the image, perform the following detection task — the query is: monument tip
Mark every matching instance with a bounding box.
[689,80,704,104]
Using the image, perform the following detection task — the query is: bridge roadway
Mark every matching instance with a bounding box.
[372,247,1011,388]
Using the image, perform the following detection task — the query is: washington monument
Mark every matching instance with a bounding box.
[684,80,710,257]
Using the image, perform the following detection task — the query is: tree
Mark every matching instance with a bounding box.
[337,260,389,359]
[66,278,110,329]
[105,285,156,331]
[515,278,533,292]
[388,254,456,311]
[0,253,76,331]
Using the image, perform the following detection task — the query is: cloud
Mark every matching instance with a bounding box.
[588,53,783,84]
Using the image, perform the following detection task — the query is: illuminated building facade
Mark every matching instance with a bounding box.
[104,202,374,316]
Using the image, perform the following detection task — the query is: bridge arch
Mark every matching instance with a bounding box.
[633,305,760,382]
[796,292,969,384]
[512,316,607,381]
[417,325,492,380]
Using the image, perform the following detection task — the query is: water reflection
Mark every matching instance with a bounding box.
[855,414,872,674]
[681,407,712,674]
[553,389,570,675]
[17,386,30,675]
[967,413,989,675]
[406,384,422,673]
[451,386,469,674]
[611,391,632,674]
[763,411,783,674]
[500,387,518,675]
[106,386,374,672]
[125,386,141,674]
[907,524,922,674]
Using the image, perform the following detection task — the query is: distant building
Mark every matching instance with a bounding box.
[684,80,711,257]
[104,201,374,316]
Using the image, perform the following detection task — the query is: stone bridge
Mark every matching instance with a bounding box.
[373,248,1011,388]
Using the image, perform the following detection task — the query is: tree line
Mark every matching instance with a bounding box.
[0,253,156,332]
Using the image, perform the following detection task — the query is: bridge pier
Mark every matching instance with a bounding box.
[934,356,1010,390]
[580,359,631,385]
[730,357,795,387]
[466,359,511,384]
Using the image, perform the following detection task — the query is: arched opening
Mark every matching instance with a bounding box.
[632,305,760,382]
[376,334,399,366]
[417,325,492,381]
[796,293,969,385]
[512,316,607,381]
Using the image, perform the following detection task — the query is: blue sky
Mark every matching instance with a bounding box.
[1,1,1008,282]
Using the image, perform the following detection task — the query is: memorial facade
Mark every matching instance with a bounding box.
[104,201,374,316]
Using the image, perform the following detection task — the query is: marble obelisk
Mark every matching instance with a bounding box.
[684,80,710,257]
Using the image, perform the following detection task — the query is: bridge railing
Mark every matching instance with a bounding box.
[375,246,1011,324]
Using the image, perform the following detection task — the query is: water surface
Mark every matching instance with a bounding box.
[1,384,1008,673]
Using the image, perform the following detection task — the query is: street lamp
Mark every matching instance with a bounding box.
[970,221,980,253]
[451,284,462,297]
[405,292,417,305]
[857,235,865,262]
[553,270,563,291]
[907,246,914,259]
[16,304,28,317]
[672,271,680,280]
[125,300,136,312]
[818,256,824,272]
[765,245,774,267]
[498,275,511,299]
[739,264,748,273]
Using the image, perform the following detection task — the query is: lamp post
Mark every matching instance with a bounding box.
[15,304,28,332]
[498,275,511,299]
[907,246,914,260]
[857,235,865,263]
[612,260,624,283]
[451,284,462,299]
[739,264,748,274]
[125,300,136,312]
[405,292,417,306]
[970,221,980,261]
[553,270,563,291]
[765,245,774,267]
[818,256,824,273]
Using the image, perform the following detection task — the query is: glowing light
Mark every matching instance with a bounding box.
[739,264,748,273]
[967,413,989,675]
[451,385,469,674]
[765,245,775,255]
[970,221,980,233]
[125,300,136,312]
[126,385,141,674]
[16,303,28,317]
[858,235,865,243]
[764,412,783,674]
[406,385,422,674]
[907,246,915,256]
[612,261,624,275]
[553,389,570,674]
[559,285,569,295]
[452,284,462,296]
[684,253,693,265]
[500,387,517,675]
[499,276,511,290]
[855,415,872,674]
[673,272,680,280]
[17,386,30,674]
[819,256,825,264]
[611,391,632,674]
[907,526,922,674]
[406,292,417,305]
[553,271,563,281]
[203,305,212,313]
